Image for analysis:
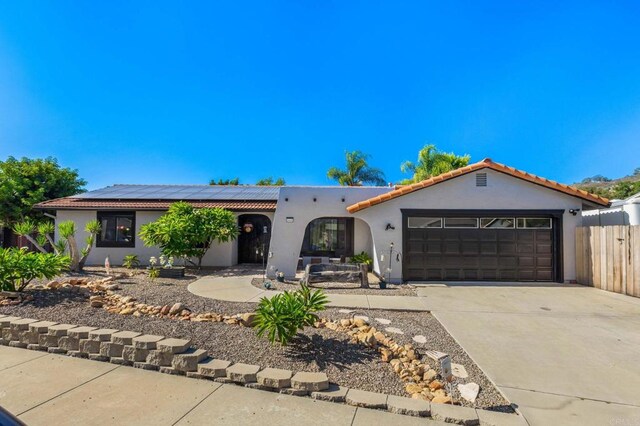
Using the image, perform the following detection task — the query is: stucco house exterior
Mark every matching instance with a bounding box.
[35,159,609,283]
[581,191,640,226]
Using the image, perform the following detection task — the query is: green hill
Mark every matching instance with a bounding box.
[574,167,640,200]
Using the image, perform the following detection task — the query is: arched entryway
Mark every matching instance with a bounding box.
[237,214,271,264]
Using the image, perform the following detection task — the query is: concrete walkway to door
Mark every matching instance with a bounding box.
[416,282,640,426]
[188,267,429,311]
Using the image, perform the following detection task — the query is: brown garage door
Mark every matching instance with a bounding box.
[403,215,556,282]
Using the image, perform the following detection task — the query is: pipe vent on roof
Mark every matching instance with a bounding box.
[476,172,487,187]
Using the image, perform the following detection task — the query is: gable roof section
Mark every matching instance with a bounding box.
[346,158,610,213]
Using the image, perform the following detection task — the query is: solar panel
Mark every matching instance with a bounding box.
[78,184,280,200]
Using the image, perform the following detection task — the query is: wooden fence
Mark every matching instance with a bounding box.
[576,225,640,297]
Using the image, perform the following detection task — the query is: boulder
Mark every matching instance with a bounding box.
[169,303,184,315]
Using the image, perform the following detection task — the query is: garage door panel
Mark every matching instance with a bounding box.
[461,242,479,254]
[498,242,516,254]
[404,215,556,282]
[537,257,553,268]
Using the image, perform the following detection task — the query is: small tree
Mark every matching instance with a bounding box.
[139,202,238,268]
[327,151,386,186]
[256,177,286,186]
[400,144,470,184]
[14,219,98,272]
[209,178,240,185]
[58,220,101,272]
[0,247,70,292]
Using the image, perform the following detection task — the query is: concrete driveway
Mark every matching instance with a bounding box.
[416,283,640,426]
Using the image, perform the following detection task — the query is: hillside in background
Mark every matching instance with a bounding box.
[574,167,640,200]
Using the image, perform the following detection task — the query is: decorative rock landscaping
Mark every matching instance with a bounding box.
[0,268,514,412]
[0,312,522,424]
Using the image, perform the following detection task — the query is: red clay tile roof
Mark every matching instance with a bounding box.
[346,158,610,213]
[33,198,277,211]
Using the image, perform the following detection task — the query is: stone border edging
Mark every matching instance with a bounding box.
[0,314,524,426]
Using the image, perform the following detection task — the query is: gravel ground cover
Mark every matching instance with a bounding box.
[0,266,511,412]
[251,277,417,296]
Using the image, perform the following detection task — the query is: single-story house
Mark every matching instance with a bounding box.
[581,191,640,226]
[35,158,609,283]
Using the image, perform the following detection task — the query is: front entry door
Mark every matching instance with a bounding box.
[238,214,271,264]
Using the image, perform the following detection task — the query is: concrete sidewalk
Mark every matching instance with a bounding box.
[0,346,441,426]
[417,284,640,426]
[188,273,429,311]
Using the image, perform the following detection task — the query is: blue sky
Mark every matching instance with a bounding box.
[1,1,639,190]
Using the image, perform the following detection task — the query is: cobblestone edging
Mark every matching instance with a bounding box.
[0,314,524,426]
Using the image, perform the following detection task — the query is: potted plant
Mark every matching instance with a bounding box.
[349,251,373,272]
[157,255,185,278]
[379,278,387,289]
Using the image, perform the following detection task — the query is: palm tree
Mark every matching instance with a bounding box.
[327,151,386,186]
[400,144,470,184]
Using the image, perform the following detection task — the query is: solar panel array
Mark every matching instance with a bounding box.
[79,185,280,200]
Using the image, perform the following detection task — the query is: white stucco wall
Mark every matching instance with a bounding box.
[54,210,273,267]
[266,186,390,278]
[353,170,585,282]
[266,171,589,282]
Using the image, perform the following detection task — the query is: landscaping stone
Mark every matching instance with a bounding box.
[156,338,191,354]
[431,403,479,425]
[110,357,132,366]
[476,409,526,426]
[132,334,165,350]
[8,340,27,348]
[387,394,431,417]
[0,316,21,328]
[384,327,404,334]
[60,326,98,351]
[279,388,308,396]
[159,366,184,375]
[100,341,124,358]
[226,363,260,383]
[412,335,427,344]
[48,347,67,354]
[48,323,78,337]
[27,344,47,351]
[452,363,469,379]
[374,318,391,325]
[291,372,329,391]
[110,330,141,346]
[244,382,272,391]
[338,309,354,314]
[145,349,175,367]
[197,358,231,378]
[213,377,234,384]
[88,354,110,362]
[310,384,349,402]
[458,382,480,403]
[79,339,102,354]
[122,345,150,363]
[133,361,158,371]
[345,388,388,409]
[257,367,292,389]
[10,318,38,331]
[88,328,119,342]
[21,321,57,344]
[171,348,209,372]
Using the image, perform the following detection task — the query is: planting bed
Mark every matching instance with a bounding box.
[0,267,512,412]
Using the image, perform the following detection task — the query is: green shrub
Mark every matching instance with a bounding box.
[254,284,328,345]
[0,248,70,292]
[350,251,373,267]
[122,254,140,269]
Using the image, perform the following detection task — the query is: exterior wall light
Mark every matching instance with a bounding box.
[569,209,580,216]
[341,197,345,202]
[313,197,317,202]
